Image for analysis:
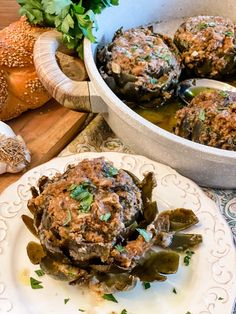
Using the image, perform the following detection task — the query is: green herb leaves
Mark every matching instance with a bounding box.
[150,77,158,85]
[183,250,195,266]
[102,293,118,303]
[69,182,94,213]
[219,90,230,98]
[120,310,128,314]
[35,269,45,277]
[103,164,119,177]
[42,0,71,15]
[136,228,152,242]
[17,0,119,58]
[199,109,205,121]
[115,244,127,253]
[197,21,215,30]
[224,31,234,37]
[100,212,111,222]
[143,282,151,289]
[64,298,70,304]
[30,277,43,289]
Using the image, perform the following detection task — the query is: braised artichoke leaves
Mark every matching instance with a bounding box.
[123,170,159,227]
[92,273,137,293]
[22,215,38,239]
[141,172,157,205]
[157,208,199,232]
[40,255,89,283]
[167,233,203,252]
[131,250,179,282]
[27,241,46,265]
[90,263,130,274]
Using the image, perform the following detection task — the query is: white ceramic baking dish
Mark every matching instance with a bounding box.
[33,0,236,188]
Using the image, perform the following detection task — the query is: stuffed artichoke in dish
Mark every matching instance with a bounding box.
[175,90,236,150]
[97,26,182,108]
[174,15,236,78]
[23,157,202,294]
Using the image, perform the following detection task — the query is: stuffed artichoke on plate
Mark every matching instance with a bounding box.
[23,157,202,294]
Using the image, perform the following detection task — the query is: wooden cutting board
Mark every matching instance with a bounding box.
[0,100,87,193]
[0,1,88,193]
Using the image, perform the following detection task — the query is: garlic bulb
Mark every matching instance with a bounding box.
[0,121,31,174]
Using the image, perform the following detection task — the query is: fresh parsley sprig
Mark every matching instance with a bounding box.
[17,0,119,58]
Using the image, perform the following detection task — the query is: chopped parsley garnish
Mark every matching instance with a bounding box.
[136,228,152,242]
[103,164,119,177]
[197,22,215,30]
[183,250,195,266]
[186,312,191,314]
[35,269,45,277]
[218,297,224,300]
[100,212,111,222]
[78,194,93,213]
[197,22,208,30]
[224,31,234,37]
[121,310,128,314]
[173,288,177,294]
[124,51,132,58]
[150,77,158,85]
[64,298,70,304]
[62,209,72,226]
[115,244,127,253]
[69,182,94,213]
[208,22,216,27]
[144,55,151,61]
[30,277,43,289]
[143,282,151,290]
[199,109,205,121]
[131,45,138,52]
[219,90,230,98]
[102,293,118,303]
[154,51,172,63]
[78,309,85,312]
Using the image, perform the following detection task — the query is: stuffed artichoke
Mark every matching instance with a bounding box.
[175,90,236,150]
[23,157,202,294]
[97,26,182,108]
[174,16,236,78]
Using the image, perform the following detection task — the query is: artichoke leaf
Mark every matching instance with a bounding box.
[123,170,142,187]
[167,233,203,251]
[131,250,179,281]
[26,241,46,265]
[91,273,137,293]
[122,220,138,239]
[143,201,159,225]
[90,264,130,274]
[40,255,89,282]
[22,215,38,238]
[141,172,157,205]
[158,208,199,232]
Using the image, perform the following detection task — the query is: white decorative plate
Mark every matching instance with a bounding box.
[0,152,235,314]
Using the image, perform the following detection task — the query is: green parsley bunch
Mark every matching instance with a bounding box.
[17,0,119,58]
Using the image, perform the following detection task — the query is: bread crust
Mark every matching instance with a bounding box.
[0,17,51,120]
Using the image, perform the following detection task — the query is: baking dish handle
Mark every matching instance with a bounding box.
[33,30,107,113]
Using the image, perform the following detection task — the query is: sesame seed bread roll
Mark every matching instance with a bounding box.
[0,17,51,121]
